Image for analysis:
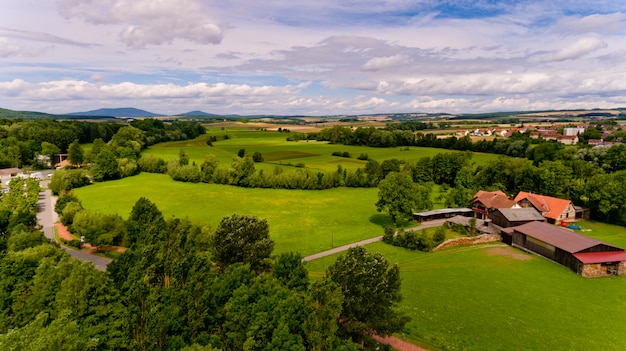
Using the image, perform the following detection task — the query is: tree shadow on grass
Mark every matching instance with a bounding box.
[369,213,393,227]
[369,213,415,229]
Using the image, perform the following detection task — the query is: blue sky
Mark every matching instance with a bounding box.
[0,0,625,115]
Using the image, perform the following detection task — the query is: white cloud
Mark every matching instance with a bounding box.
[362,54,412,71]
[56,0,224,48]
[0,38,22,58]
[541,37,608,62]
[554,13,626,34]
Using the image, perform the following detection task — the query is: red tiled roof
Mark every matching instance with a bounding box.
[472,190,516,209]
[512,221,621,253]
[574,251,626,264]
[514,191,572,221]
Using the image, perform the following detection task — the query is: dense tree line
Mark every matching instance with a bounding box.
[0,119,205,169]
[0,193,408,350]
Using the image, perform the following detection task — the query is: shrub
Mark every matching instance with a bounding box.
[357,153,369,160]
[433,227,446,246]
[55,193,81,214]
[342,151,351,158]
[252,152,264,162]
[332,151,343,156]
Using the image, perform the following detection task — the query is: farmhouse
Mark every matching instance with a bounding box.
[507,221,626,277]
[471,190,517,220]
[514,191,575,225]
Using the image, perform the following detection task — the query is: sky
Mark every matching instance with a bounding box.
[1,0,626,116]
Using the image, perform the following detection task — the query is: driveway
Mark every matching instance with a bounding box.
[302,218,449,261]
[36,185,112,271]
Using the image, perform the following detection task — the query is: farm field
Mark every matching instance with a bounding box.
[141,127,500,173]
[305,241,626,351]
[73,172,387,256]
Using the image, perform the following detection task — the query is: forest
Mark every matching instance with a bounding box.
[0,177,406,350]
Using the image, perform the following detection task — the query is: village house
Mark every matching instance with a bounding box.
[513,191,576,225]
[504,221,626,277]
[470,190,517,220]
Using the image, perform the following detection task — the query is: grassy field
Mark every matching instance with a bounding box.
[305,241,626,351]
[141,128,499,173]
[73,173,389,256]
[73,128,626,350]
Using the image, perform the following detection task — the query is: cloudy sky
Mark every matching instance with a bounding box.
[1,0,626,115]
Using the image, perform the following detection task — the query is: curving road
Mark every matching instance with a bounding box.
[36,184,112,271]
[302,218,449,261]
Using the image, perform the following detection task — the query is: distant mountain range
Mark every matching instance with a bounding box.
[0,106,624,120]
[69,107,164,117]
[68,107,239,118]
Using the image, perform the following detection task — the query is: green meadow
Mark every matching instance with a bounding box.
[305,242,626,351]
[74,173,386,256]
[141,128,499,173]
[72,128,626,350]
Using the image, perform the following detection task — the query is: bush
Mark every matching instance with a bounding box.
[55,193,81,215]
[252,152,264,162]
[433,227,446,246]
[60,202,82,226]
[357,153,369,160]
[138,155,166,173]
[342,151,351,158]
[49,168,91,195]
[332,151,343,156]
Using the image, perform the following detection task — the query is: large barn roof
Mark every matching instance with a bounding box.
[512,221,622,253]
[495,208,545,222]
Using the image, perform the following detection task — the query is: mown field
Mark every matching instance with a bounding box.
[305,241,626,351]
[141,127,499,173]
[74,173,386,256]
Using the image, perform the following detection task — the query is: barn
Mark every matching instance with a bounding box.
[490,208,545,228]
[413,208,473,222]
[509,221,626,277]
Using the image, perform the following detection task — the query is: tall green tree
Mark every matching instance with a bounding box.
[326,247,409,342]
[211,214,274,272]
[67,139,84,166]
[376,172,431,222]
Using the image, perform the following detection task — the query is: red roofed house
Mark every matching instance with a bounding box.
[471,190,517,220]
[508,221,626,277]
[514,191,575,225]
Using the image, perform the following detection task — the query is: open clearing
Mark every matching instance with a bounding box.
[305,241,626,351]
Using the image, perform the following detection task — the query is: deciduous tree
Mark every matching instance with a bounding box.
[211,214,274,272]
[326,246,409,341]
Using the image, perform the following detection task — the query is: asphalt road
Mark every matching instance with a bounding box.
[36,185,112,271]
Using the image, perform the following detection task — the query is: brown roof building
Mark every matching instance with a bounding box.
[471,190,517,220]
[509,221,626,277]
[514,192,576,225]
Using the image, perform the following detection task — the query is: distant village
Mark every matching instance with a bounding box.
[456,124,623,147]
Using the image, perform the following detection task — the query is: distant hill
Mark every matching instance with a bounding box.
[178,110,244,118]
[69,107,162,118]
[178,110,219,116]
[0,107,62,120]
